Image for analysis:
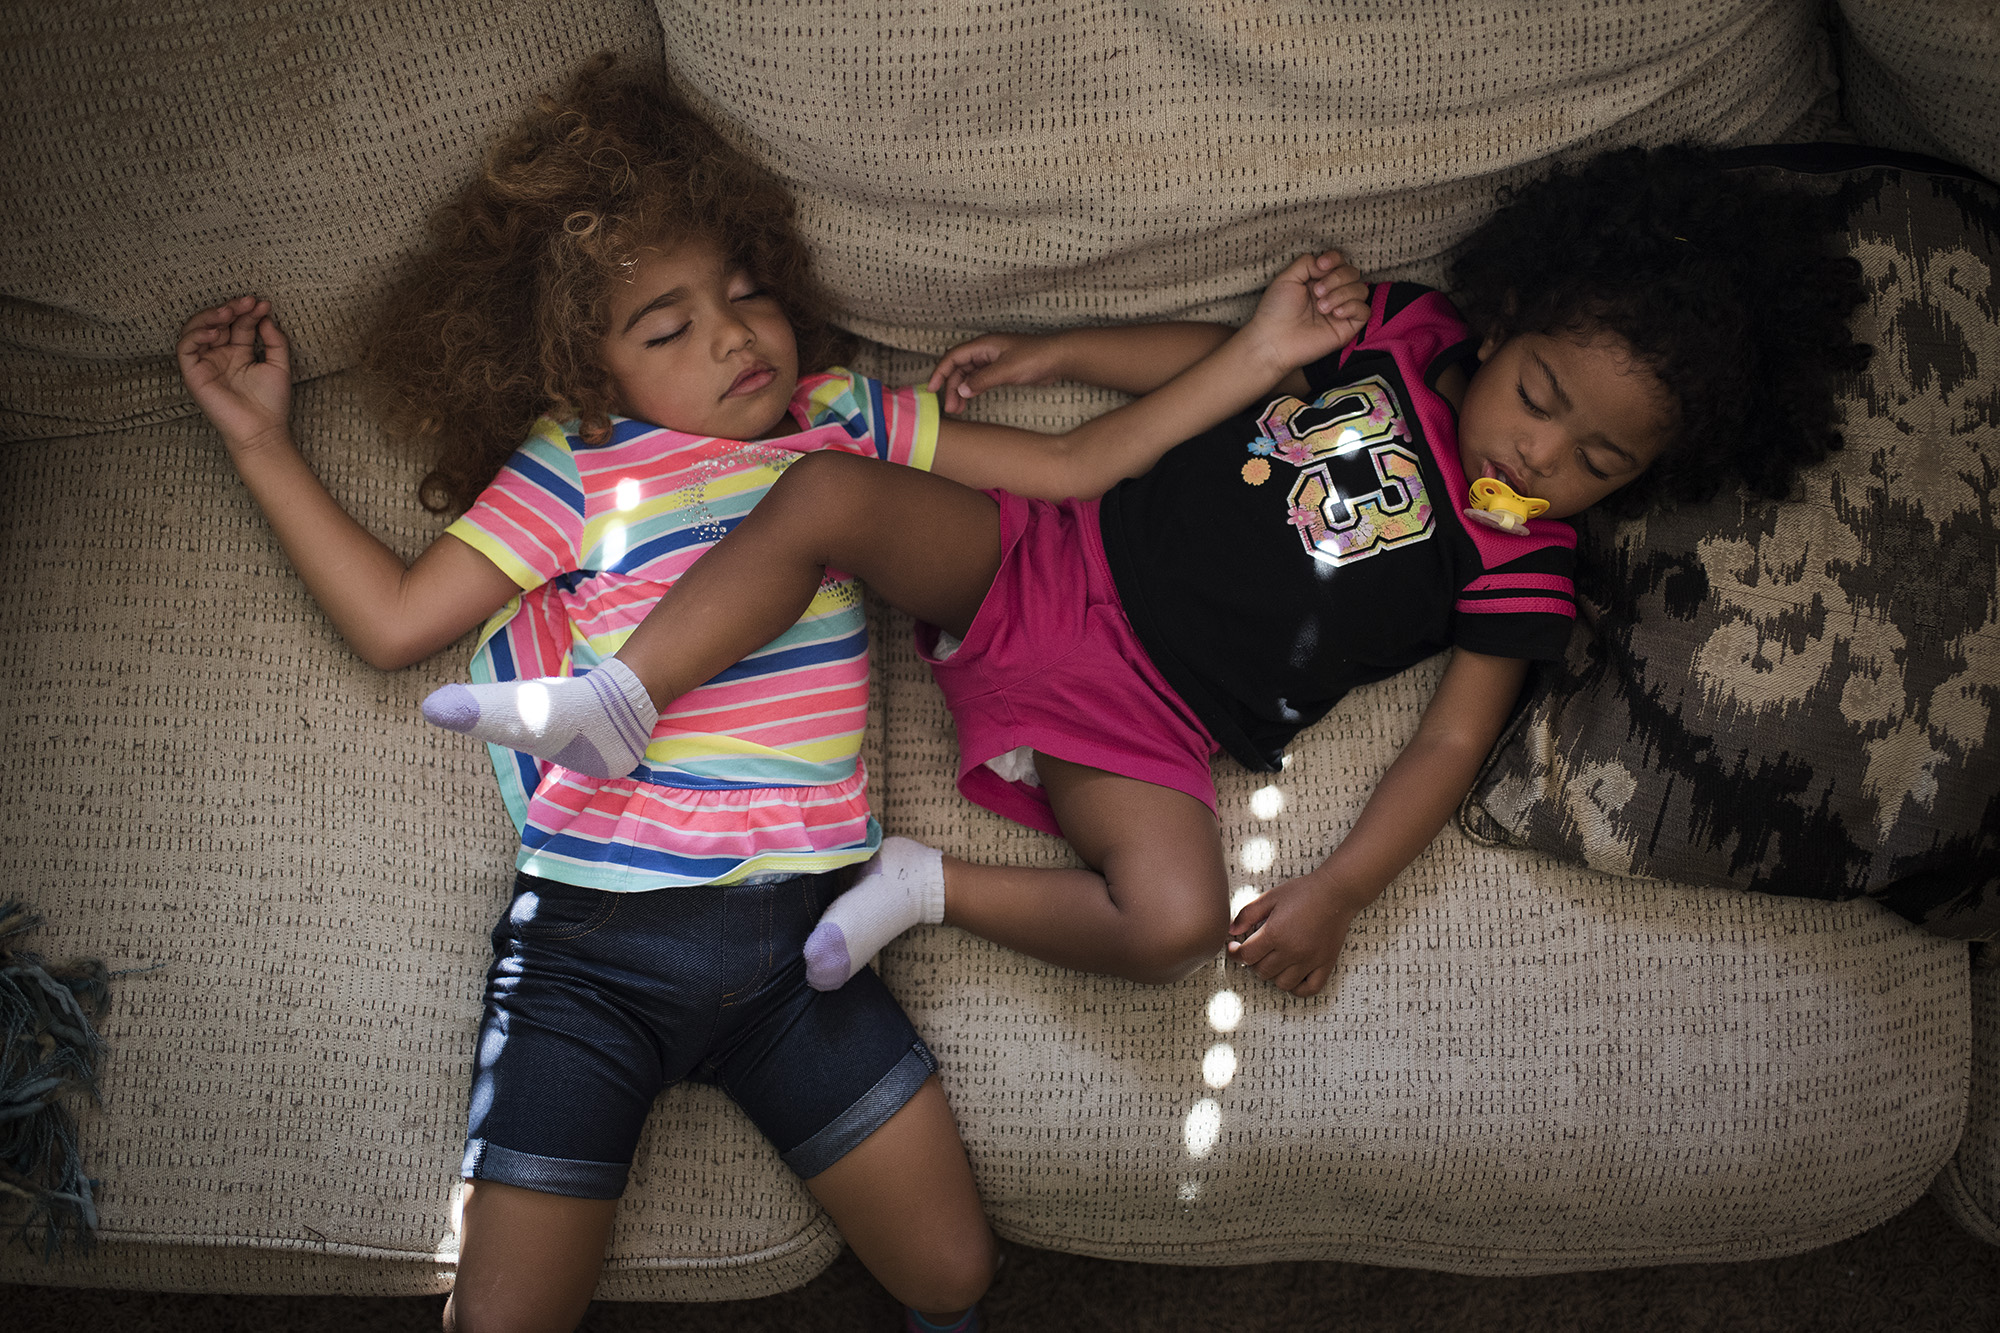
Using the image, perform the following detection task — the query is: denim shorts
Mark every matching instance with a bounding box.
[461,869,937,1200]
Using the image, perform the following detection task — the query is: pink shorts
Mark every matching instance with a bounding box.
[915,491,1219,838]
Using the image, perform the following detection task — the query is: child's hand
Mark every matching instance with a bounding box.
[1225,872,1375,997]
[1245,250,1370,375]
[927,333,1064,414]
[176,296,293,456]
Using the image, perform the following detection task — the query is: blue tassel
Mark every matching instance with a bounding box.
[0,902,110,1258]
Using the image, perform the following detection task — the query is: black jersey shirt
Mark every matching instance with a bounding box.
[1097,283,1579,772]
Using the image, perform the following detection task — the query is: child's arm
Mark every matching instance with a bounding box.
[1226,649,1531,997]
[929,324,1236,408]
[925,251,1367,501]
[178,297,520,669]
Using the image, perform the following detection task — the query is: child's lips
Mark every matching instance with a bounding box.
[1483,459,1528,494]
[725,364,776,398]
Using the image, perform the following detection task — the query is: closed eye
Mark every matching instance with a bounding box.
[643,326,688,348]
[1576,447,1610,480]
[1516,383,1548,418]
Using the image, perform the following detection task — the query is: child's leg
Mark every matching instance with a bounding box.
[808,756,1230,988]
[805,1075,998,1324]
[948,755,1231,984]
[425,452,1002,775]
[445,1182,616,1333]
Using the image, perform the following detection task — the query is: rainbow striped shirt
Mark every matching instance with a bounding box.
[448,370,939,891]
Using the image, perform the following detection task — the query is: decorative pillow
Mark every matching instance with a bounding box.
[1461,148,2000,940]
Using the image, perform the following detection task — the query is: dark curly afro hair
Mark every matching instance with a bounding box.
[1448,143,1872,517]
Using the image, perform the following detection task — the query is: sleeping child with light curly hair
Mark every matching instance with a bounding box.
[180,55,1006,1333]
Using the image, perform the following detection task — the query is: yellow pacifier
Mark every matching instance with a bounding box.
[1464,477,1548,534]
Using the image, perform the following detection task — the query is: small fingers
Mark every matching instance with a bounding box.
[1224,924,1269,966]
[176,296,256,349]
[1249,948,1292,983]
[957,362,1005,402]
[928,370,963,410]
[928,343,981,385]
[256,313,291,374]
[1228,893,1273,936]
[928,345,998,410]
[1309,267,1368,318]
[226,301,268,347]
[925,352,965,394]
[940,374,981,413]
[1273,963,1312,993]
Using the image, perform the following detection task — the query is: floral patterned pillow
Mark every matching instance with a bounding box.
[1461,149,1999,940]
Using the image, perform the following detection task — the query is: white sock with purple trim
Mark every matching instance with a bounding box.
[421,658,658,778]
[804,837,946,991]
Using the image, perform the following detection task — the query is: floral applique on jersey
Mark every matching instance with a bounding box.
[1244,375,1436,566]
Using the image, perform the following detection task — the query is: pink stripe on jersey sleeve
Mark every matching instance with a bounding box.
[1464,572,1573,595]
[1456,596,1576,618]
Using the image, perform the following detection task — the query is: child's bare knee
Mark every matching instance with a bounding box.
[1118,899,1230,985]
[768,447,865,509]
[891,1235,998,1316]
[442,1290,521,1333]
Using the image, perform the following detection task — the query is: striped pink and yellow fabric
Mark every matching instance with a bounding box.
[448,369,939,891]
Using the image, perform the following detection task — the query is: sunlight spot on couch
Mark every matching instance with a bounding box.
[1239,837,1274,873]
[1184,1098,1222,1158]
[1202,1042,1237,1089]
[1229,886,1261,919]
[1177,1178,1202,1203]
[1208,989,1242,1033]
[1249,785,1285,820]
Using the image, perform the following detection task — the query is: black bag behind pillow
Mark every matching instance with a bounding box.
[1460,147,2000,940]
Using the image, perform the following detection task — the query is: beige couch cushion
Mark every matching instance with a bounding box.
[658,0,1837,351]
[1934,962,2000,1246]
[1836,0,2000,182]
[0,0,666,442]
[0,381,1970,1289]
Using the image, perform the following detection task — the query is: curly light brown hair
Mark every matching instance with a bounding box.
[365,54,843,514]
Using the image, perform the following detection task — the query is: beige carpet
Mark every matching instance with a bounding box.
[5,1194,1993,1332]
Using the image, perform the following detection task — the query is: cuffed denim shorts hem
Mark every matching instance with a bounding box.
[784,1041,939,1179]
[462,1138,629,1201]
[462,869,936,1201]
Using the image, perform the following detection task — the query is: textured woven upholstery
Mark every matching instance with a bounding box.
[1835,0,2000,182]
[2,0,1991,1300]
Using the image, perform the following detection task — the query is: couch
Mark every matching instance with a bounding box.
[2,0,1995,1301]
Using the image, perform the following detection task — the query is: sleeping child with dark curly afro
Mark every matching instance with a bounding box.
[427,142,1871,1002]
